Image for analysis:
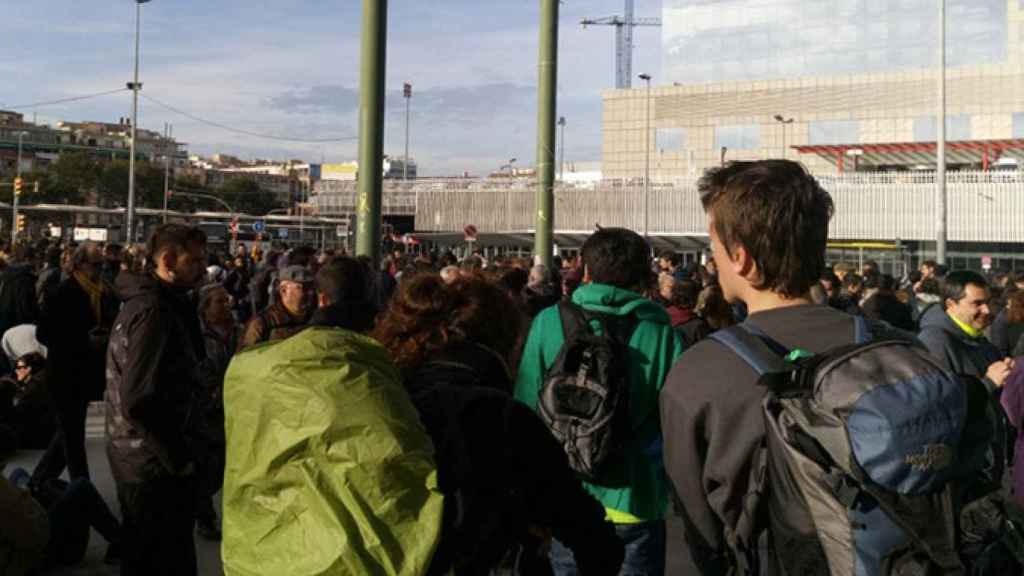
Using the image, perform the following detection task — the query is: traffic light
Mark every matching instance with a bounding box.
[16,214,25,233]
[12,177,22,196]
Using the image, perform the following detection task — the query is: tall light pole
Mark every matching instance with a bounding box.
[773,114,794,158]
[403,82,412,181]
[936,0,948,264]
[557,116,566,181]
[161,122,171,223]
[162,155,170,223]
[126,0,151,245]
[639,73,651,238]
[12,131,26,246]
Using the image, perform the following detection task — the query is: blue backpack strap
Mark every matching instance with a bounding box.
[709,324,791,376]
[853,315,871,345]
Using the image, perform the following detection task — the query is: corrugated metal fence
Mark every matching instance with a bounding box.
[412,171,1024,242]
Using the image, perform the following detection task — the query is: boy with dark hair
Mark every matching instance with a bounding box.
[660,160,879,574]
[516,227,684,575]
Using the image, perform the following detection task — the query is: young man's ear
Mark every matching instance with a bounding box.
[727,241,756,282]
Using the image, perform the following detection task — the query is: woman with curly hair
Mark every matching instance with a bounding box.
[372,273,623,576]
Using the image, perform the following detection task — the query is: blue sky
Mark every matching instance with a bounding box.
[1,1,662,176]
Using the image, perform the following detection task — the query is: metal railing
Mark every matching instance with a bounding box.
[411,171,1024,243]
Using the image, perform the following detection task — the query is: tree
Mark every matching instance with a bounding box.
[97,159,166,209]
[217,177,282,216]
[38,152,98,205]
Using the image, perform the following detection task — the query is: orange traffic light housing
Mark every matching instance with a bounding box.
[13,177,22,196]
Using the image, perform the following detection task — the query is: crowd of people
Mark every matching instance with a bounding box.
[0,158,1022,575]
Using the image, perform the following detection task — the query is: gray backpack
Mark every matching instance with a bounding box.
[710,316,1024,575]
[538,302,636,486]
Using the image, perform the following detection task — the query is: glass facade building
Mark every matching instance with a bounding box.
[663,0,1009,84]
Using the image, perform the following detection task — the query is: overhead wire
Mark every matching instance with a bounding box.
[140,93,358,143]
[3,88,129,110]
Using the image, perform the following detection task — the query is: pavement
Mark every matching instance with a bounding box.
[2,403,224,576]
[4,404,695,576]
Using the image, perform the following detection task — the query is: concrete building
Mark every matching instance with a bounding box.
[318,156,417,182]
[0,112,186,176]
[603,0,1024,179]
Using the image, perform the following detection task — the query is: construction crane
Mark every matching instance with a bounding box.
[581,0,661,89]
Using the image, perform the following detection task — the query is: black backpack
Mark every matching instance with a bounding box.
[538,302,636,486]
[710,316,1024,576]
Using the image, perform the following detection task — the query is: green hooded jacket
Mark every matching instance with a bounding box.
[222,327,444,576]
[514,283,685,523]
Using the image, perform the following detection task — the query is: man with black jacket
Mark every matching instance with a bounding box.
[106,224,208,575]
[660,161,860,574]
[0,244,39,351]
[32,243,118,486]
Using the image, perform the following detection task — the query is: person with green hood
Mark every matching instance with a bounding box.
[515,227,685,576]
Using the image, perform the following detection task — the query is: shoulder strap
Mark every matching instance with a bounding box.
[853,315,871,345]
[557,301,589,343]
[709,323,791,376]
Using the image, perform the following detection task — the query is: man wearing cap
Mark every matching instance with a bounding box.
[238,265,315,351]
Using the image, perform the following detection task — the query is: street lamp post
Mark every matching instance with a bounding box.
[557,116,566,182]
[638,73,651,238]
[403,82,412,181]
[126,0,151,245]
[773,114,794,158]
[936,0,948,264]
[162,155,170,223]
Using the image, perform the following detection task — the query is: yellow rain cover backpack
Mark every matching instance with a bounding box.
[222,326,443,576]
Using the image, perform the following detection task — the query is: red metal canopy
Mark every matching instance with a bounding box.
[792,139,1024,171]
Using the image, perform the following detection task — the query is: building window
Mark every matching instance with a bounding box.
[1013,113,1024,139]
[715,124,761,150]
[657,128,687,152]
[912,115,972,142]
[808,120,860,145]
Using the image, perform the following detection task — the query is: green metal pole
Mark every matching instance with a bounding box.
[534,0,559,268]
[355,0,387,265]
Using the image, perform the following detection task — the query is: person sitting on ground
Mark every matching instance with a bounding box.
[3,464,122,569]
[0,352,54,453]
[238,265,315,350]
[372,273,625,575]
[308,257,377,333]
